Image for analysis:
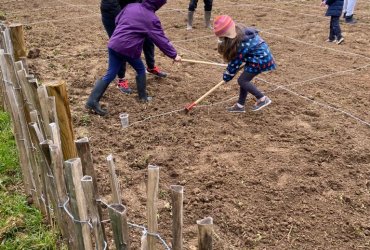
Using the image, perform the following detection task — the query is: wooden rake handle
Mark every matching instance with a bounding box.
[185,80,225,112]
[181,58,227,67]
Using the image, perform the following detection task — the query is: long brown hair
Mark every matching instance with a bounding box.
[217,24,246,62]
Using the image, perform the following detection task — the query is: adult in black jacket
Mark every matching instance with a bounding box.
[100,0,167,94]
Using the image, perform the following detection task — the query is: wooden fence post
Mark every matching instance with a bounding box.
[107,154,122,204]
[76,138,108,245]
[147,165,159,250]
[9,23,26,61]
[49,144,78,249]
[171,185,184,250]
[0,49,34,200]
[197,217,213,250]
[108,204,130,250]
[81,175,106,250]
[64,158,93,250]
[45,80,77,160]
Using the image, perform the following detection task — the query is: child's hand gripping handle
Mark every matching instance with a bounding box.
[185,80,225,113]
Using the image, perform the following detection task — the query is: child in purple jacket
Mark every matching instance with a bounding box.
[86,0,181,116]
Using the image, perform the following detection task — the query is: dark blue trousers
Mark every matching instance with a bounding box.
[237,71,264,106]
[101,11,155,78]
[188,0,213,11]
[102,48,145,84]
[329,16,342,40]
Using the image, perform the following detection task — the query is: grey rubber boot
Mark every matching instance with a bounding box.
[187,11,194,30]
[205,11,212,29]
[85,79,109,116]
[136,74,152,102]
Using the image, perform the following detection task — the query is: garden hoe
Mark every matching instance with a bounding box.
[184,80,225,113]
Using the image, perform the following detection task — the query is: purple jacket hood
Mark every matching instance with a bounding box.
[108,1,177,59]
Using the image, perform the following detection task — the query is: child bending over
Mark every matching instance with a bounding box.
[86,0,181,116]
[214,15,275,113]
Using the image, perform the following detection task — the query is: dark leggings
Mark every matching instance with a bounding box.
[329,16,342,40]
[237,71,264,106]
[188,0,213,11]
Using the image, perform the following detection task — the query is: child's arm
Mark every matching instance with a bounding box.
[148,19,177,59]
[223,57,243,82]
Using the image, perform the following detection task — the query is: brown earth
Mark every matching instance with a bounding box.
[3,0,370,249]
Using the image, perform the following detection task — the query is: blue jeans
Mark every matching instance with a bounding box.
[237,71,264,106]
[188,0,213,11]
[329,16,342,40]
[101,11,156,77]
[102,48,145,84]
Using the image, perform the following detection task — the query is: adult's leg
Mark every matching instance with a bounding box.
[204,0,213,28]
[204,0,213,11]
[188,0,198,11]
[346,0,357,16]
[101,11,126,79]
[101,12,116,37]
[143,38,155,69]
[343,0,348,16]
[237,71,262,106]
[187,0,198,29]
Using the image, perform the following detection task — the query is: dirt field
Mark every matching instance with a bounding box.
[3,0,370,249]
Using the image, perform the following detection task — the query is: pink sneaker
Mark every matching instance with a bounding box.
[117,79,132,94]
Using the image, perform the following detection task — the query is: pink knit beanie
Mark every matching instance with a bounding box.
[213,15,236,38]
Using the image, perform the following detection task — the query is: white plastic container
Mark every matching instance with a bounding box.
[119,113,129,128]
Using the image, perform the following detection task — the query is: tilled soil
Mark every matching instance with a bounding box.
[3,0,370,249]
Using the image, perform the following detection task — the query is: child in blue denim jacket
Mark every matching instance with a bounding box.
[214,15,276,112]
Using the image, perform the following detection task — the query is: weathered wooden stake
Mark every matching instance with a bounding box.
[171,185,184,250]
[108,204,130,250]
[49,144,78,249]
[0,49,35,201]
[147,165,159,250]
[76,137,108,246]
[197,217,213,250]
[107,154,122,204]
[81,175,105,250]
[9,23,26,61]
[64,158,93,250]
[37,85,51,139]
[76,137,99,194]
[45,80,77,160]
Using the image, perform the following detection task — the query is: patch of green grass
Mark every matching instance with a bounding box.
[0,111,62,249]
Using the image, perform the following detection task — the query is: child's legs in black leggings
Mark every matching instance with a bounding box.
[329,18,335,40]
[331,16,342,39]
[237,71,264,106]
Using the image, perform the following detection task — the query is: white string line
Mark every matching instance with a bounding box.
[260,30,370,61]
[284,63,370,88]
[7,4,97,15]
[126,63,370,128]
[271,0,370,17]
[54,0,97,14]
[22,7,185,26]
[25,14,100,26]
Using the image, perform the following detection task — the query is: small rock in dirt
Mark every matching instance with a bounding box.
[192,188,201,195]
[193,143,201,148]
[27,48,41,59]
